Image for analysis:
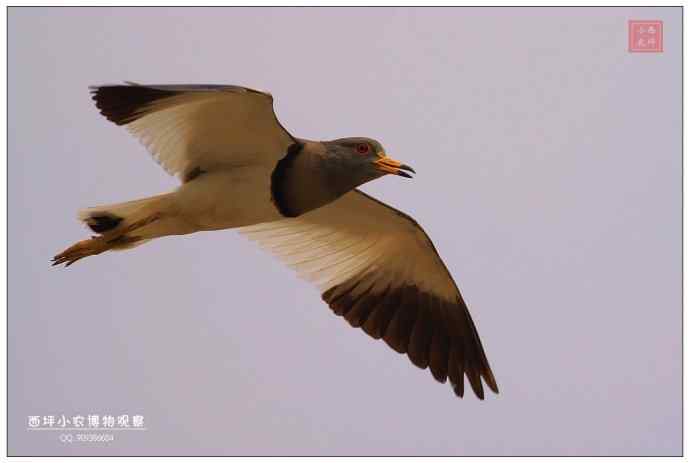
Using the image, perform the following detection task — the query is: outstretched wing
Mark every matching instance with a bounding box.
[239,190,498,399]
[90,83,295,182]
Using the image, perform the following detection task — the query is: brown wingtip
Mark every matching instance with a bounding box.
[90,85,177,126]
[484,368,500,394]
[451,379,465,398]
[322,280,499,400]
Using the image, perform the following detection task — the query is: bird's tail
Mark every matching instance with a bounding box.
[53,193,178,267]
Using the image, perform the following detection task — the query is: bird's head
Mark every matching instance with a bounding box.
[272,137,415,217]
[323,137,415,185]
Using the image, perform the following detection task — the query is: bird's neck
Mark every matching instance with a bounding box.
[271,142,353,217]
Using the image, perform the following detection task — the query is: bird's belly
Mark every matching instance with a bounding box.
[174,167,284,231]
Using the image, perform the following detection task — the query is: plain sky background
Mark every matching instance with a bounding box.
[8,7,681,456]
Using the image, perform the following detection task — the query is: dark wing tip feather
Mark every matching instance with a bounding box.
[88,82,297,146]
[322,281,498,400]
[89,84,178,126]
[88,83,276,127]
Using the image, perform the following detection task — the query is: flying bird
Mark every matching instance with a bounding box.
[53,83,498,399]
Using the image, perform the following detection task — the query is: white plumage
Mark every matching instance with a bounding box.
[240,190,458,301]
[122,85,291,178]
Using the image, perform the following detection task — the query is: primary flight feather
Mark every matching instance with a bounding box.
[54,83,498,399]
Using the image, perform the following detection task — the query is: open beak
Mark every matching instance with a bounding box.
[374,153,416,179]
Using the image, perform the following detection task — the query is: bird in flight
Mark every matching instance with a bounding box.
[53,83,498,399]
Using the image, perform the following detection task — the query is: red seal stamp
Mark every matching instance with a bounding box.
[628,20,663,53]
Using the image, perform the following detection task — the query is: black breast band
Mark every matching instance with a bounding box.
[270,142,304,217]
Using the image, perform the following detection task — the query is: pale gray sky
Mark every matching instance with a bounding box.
[9,7,681,456]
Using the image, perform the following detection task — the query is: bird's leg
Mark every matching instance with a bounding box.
[115,212,162,236]
[52,235,113,267]
[52,212,162,267]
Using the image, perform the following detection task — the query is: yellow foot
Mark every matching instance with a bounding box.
[52,236,111,267]
[52,212,161,267]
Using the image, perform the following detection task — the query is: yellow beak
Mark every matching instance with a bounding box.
[374,152,416,178]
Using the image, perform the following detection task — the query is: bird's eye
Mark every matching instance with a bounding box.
[356,143,370,154]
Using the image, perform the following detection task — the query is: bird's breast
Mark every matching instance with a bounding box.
[175,166,284,231]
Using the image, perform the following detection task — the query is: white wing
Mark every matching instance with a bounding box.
[239,190,498,399]
[90,84,295,181]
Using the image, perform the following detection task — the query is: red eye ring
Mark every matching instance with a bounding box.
[356,143,370,154]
